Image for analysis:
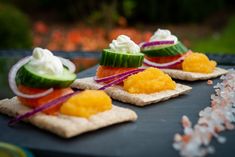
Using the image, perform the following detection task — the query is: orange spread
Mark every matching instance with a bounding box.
[123,67,176,94]
[182,52,216,73]
[60,90,112,118]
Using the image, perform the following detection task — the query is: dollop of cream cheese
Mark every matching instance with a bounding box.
[150,29,178,44]
[28,47,63,75]
[109,35,140,54]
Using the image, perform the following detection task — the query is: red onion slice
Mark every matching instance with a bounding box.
[94,68,145,83]
[98,72,136,90]
[8,56,54,99]
[59,57,76,73]
[141,40,174,49]
[143,55,185,69]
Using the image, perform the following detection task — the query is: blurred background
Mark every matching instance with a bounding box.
[0,0,235,52]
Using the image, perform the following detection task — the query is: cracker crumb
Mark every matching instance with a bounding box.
[207,80,213,85]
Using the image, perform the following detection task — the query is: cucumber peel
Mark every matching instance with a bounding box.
[141,41,188,57]
[100,49,144,68]
[16,63,76,88]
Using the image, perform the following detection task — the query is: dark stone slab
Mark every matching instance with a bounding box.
[1,64,235,157]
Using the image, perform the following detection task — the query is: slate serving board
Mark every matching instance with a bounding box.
[0,65,235,157]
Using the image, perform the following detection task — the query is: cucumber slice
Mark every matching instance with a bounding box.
[100,49,144,68]
[16,63,76,88]
[141,41,188,57]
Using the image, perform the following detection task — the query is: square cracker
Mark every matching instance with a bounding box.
[161,67,227,81]
[0,97,137,138]
[72,77,192,106]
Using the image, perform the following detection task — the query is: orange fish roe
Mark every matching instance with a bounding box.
[60,90,112,118]
[123,67,176,94]
[182,52,216,73]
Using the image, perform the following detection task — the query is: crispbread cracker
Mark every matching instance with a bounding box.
[162,67,227,81]
[72,77,192,106]
[0,97,137,138]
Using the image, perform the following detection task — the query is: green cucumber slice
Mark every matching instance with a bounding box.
[100,49,144,68]
[16,63,76,88]
[141,41,188,57]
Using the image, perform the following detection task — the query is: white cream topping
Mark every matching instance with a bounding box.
[28,47,63,75]
[150,29,178,44]
[109,35,140,54]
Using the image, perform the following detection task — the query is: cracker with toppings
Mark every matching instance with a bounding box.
[0,97,137,138]
[77,35,192,106]
[141,29,228,81]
